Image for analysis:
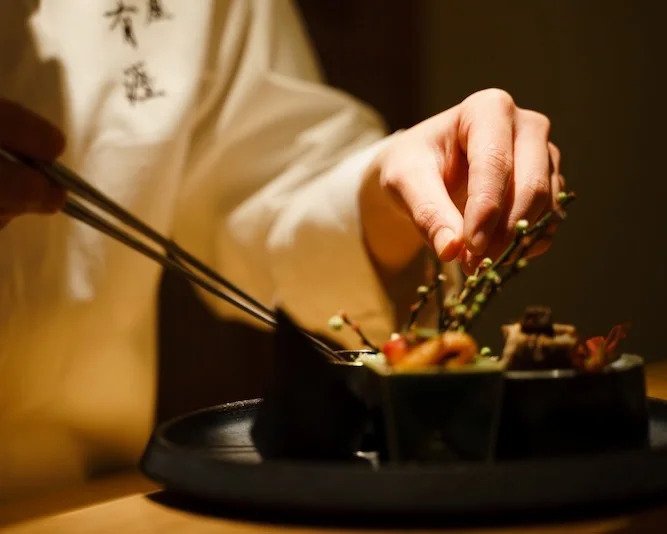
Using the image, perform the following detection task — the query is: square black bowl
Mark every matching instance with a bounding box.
[496,353,649,459]
[250,313,372,461]
[362,362,505,464]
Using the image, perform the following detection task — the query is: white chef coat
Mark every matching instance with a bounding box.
[0,0,458,499]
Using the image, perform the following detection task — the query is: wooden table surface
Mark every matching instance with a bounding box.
[3,361,667,533]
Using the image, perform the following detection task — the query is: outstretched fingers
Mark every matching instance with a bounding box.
[380,145,465,262]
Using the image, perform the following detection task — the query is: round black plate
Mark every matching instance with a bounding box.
[141,398,667,518]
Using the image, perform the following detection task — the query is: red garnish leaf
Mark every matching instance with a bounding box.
[585,336,605,354]
[603,322,630,353]
[574,323,631,372]
[382,336,409,365]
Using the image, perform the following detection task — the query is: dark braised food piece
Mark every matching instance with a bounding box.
[520,305,555,336]
[501,306,630,372]
[502,320,578,370]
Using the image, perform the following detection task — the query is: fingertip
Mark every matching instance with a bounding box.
[463,196,502,256]
[464,216,495,255]
[460,250,480,275]
[434,227,464,262]
[466,229,488,256]
[455,247,467,265]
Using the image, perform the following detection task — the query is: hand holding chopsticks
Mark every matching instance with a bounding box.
[0,147,341,361]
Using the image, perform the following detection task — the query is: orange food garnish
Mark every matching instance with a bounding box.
[393,331,478,372]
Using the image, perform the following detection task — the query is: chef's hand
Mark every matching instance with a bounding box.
[361,88,564,276]
[0,99,66,229]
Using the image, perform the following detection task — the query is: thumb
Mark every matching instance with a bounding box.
[386,164,464,262]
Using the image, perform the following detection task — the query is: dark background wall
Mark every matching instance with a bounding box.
[297,0,665,357]
[157,0,666,420]
[411,1,665,356]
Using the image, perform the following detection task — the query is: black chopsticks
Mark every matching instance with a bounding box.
[0,147,342,362]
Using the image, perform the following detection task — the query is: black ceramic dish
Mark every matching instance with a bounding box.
[363,353,648,462]
[140,397,667,518]
[363,364,504,463]
[250,312,370,461]
[251,311,649,464]
[497,354,648,459]
[250,314,507,465]
[332,352,648,463]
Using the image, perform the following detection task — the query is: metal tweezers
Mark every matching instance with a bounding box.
[0,147,341,361]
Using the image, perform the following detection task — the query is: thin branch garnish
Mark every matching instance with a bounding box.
[329,192,585,371]
[444,191,576,332]
[328,310,380,352]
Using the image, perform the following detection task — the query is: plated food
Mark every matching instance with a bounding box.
[330,190,630,377]
[502,305,630,372]
[253,189,647,465]
[318,190,648,462]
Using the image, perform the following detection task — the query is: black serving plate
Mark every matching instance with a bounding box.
[141,397,667,518]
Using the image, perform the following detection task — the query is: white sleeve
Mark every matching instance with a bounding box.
[173,0,421,346]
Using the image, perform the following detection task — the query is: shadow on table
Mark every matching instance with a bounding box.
[145,490,667,531]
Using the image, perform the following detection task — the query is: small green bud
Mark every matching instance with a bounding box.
[515,219,529,233]
[474,293,487,304]
[417,285,429,295]
[457,325,467,333]
[454,304,467,316]
[557,191,569,204]
[328,315,344,331]
[516,258,529,269]
[480,257,493,269]
[485,269,502,284]
[445,296,459,307]
[470,303,481,316]
[465,275,478,287]
[480,346,492,357]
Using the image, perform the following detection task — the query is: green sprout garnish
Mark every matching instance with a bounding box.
[328,315,344,331]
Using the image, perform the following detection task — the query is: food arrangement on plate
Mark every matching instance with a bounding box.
[251,190,648,464]
[141,189,659,516]
[329,191,628,375]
